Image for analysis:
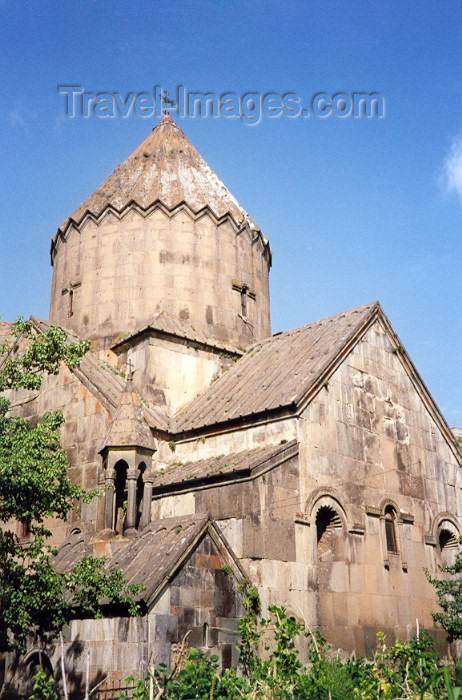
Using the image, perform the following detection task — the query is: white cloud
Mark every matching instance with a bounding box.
[442,135,462,199]
[8,109,27,128]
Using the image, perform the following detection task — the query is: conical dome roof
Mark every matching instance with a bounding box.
[61,114,257,233]
[101,378,155,452]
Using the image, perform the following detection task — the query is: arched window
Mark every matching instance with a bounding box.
[202,622,210,647]
[240,287,248,317]
[439,528,458,550]
[384,506,398,554]
[68,289,74,317]
[114,460,128,534]
[136,463,146,529]
[316,505,342,560]
[24,652,54,695]
[439,527,459,566]
[18,519,31,541]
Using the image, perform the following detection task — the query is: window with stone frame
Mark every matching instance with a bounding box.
[61,281,81,319]
[384,505,398,554]
[316,505,342,560]
[68,289,74,317]
[232,283,256,319]
[17,519,31,543]
[438,526,459,566]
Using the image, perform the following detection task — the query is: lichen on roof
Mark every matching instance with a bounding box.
[153,440,298,489]
[172,302,379,432]
[60,114,261,235]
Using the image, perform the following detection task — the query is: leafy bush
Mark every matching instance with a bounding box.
[426,543,462,641]
[117,604,457,699]
[29,670,58,700]
[0,321,143,653]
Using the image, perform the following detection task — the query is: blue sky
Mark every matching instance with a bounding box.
[1,0,461,424]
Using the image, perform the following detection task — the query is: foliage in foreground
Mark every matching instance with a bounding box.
[0,320,143,653]
[110,605,461,700]
[426,543,462,642]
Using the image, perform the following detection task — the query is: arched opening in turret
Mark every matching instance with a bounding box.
[114,460,128,534]
[136,462,146,529]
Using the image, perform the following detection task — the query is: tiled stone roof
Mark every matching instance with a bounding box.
[28,304,379,437]
[111,309,243,356]
[60,114,259,234]
[173,303,379,432]
[106,516,209,605]
[55,516,235,608]
[153,440,298,490]
[30,317,169,432]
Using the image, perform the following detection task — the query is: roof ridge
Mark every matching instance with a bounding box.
[173,302,379,433]
[29,317,169,432]
[268,301,379,340]
[153,440,298,489]
[111,309,244,356]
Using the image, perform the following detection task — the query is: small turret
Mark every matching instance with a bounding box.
[99,375,156,536]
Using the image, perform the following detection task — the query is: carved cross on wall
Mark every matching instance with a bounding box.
[126,358,135,381]
[232,283,256,319]
[61,281,81,318]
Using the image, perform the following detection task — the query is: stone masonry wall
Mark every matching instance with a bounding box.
[50,208,271,349]
[151,450,315,637]
[296,318,461,655]
[0,534,243,697]
[150,318,460,657]
[118,334,236,412]
[6,363,111,546]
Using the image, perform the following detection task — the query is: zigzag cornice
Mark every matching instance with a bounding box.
[50,198,272,264]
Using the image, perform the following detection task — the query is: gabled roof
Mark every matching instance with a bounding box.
[173,303,378,432]
[111,309,243,356]
[55,516,245,609]
[171,301,460,461]
[59,114,260,236]
[30,317,169,432]
[153,439,298,490]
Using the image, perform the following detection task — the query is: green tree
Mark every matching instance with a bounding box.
[0,320,142,653]
[426,542,462,641]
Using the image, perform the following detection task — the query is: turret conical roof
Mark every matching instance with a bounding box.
[61,114,257,233]
[101,378,156,452]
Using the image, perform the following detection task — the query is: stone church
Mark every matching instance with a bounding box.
[1,115,461,695]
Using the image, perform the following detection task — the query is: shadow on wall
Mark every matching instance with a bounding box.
[0,636,111,700]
